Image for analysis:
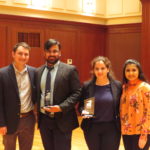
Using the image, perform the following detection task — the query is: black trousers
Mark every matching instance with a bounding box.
[123,135,150,150]
[83,121,121,150]
[39,113,72,150]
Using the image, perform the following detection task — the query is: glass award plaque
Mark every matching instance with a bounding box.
[44,92,51,106]
[83,97,95,117]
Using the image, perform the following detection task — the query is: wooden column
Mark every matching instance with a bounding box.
[141,0,150,80]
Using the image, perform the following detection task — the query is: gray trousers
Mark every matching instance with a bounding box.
[3,114,35,150]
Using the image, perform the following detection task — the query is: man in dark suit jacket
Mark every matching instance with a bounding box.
[0,42,36,150]
[36,39,81,150]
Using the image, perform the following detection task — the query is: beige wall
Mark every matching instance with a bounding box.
[106,0,141,24]
[0,0,141,25]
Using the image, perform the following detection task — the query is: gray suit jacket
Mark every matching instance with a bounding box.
[0,64,36,134]
[36,62,81,132]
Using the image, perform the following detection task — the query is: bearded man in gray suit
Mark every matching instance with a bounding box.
[36,39,81,150]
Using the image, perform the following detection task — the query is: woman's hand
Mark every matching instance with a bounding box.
[138,134,147,149]
[81,110,92,119]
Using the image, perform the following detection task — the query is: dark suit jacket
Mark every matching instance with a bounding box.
[0,64,36,134]
[36,62,81,133]
[79,78,122,132]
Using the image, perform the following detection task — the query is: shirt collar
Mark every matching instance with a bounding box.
[13,64,28,74]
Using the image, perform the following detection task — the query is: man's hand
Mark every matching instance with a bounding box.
[43,105,62,112]
[0,127,7,135]
[138,134,147,149]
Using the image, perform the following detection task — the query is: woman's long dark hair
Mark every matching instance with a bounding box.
[122,59,146,84]
[91,56,115,81]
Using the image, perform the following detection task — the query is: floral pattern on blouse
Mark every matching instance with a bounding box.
[120,80,150,135]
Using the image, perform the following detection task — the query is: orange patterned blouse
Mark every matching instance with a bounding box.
[120,79,150,135]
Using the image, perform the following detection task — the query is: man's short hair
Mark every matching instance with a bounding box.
[13,42,31,52]
[44,39,61,51]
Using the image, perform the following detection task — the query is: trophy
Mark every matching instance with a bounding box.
[83,97,95,117]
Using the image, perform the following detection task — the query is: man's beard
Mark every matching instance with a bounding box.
[46,57,59,65]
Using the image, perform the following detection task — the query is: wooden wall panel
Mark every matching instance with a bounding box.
[0,25,7,67]
[0,14,105,82]
[45,28,78,66]
[12,27,44,67]
[78,30,105,81]
[0,15,141,82]
[45,27,106,82]
[106,24,141,80]
[141,0,150,80]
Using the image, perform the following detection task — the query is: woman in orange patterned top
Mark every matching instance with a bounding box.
[120,59,150,150]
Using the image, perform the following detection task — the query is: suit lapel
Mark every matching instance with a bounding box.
[8,64,19,96]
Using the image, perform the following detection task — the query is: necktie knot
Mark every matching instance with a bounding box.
[47,66,54,71]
